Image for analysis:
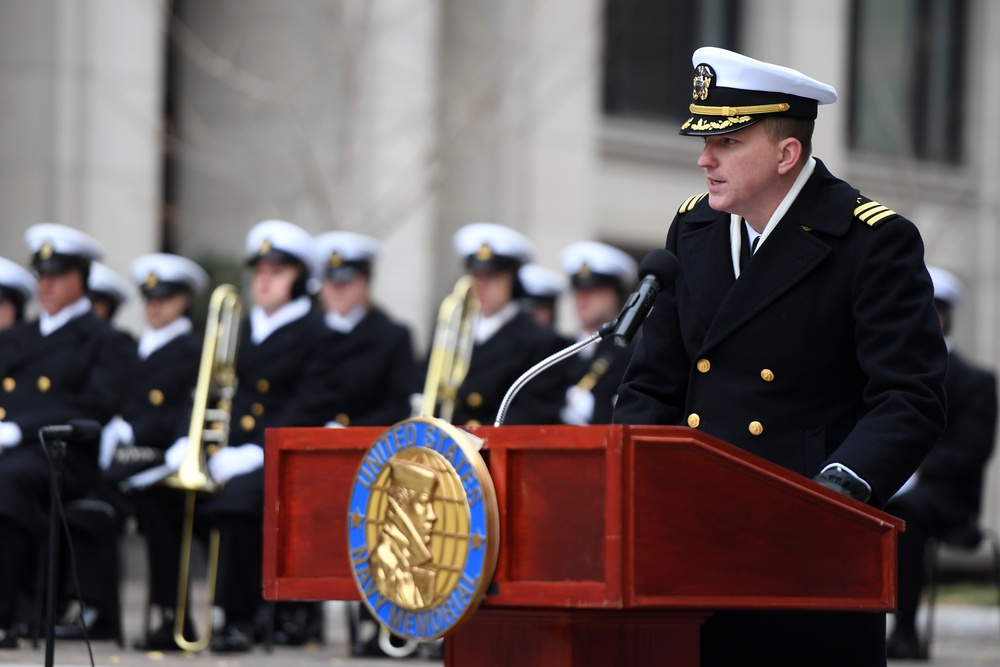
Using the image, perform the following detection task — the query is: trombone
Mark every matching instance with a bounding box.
[417,275,478,421]
[161,283,242,651]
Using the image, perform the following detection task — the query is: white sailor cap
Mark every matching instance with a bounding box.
[927,266,964,308]
[24,223,106,274]
[314,231,382,283]
[88,262,132,306]
[561,241,637,291]
[518,263,569,299]
[453,222,534,272]
[245,219,314,268]
[0,256,36,304]
[680,46,838,136]
[131,253,210,299]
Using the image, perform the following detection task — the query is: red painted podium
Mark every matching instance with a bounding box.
[263,425,901,666]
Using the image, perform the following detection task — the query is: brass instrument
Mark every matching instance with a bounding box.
[162,283,243,651]
[417,275,478,421]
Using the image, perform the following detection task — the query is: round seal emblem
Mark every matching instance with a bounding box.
[347,416,499,642]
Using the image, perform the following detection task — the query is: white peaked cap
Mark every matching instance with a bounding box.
[130,253,210,296]
[518,263,569,298]
[245,219,315,268]
[88,262,132,303]
[0,256,36,300]
[24,223,106,261]
[561,241,637,287]
[453,222,535,265]
[927,266,964,308]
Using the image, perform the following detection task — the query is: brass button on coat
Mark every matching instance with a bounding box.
[241,415,255,431]
[2,377,14,392]
[467,392,483,409]
[749,421,764,436]
[465,419,481,427]
[37,376,51,392]
[760,369,775,382]
[335,413,350,426]
[149,389,164,406]
[696,359,711,373]
[0,407,5,420]
[252,402,265,417]
[687,413,701,428]
[256,379,270,393]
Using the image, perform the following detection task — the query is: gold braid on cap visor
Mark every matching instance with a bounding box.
[689,102,791,116]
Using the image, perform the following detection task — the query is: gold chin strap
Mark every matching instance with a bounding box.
[689,102,790,116]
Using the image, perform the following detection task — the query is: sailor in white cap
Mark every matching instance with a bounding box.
[0,224,135,649]
[885,267,998,660]
[314,231,418,657]
[145,220,340,653]
[518,263,569,331]
[558,241,637,425]
[0,256,36,330]
[88,262,133,322]
[615,48,947,666]
[57,253,211,644]
[314,231,415,428]
[433,222,562,427]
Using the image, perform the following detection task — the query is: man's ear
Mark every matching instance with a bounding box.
[776,137,803,175]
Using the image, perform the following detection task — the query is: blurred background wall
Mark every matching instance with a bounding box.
[2,0,999,530]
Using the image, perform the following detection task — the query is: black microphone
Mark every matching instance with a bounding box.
[39,419,103,442]
[608,249,680,347]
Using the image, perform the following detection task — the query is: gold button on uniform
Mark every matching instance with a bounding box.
[3,378,14,392]
[0,407,5,420]
[241,415,255,431]
[252,402,265,417]
[465,419,481,427]
[696,359,711,373]
[37,376,51,392]
[335,413,350,426]
[687,413,701,428]
[256,379,270,393]
[467,392,483,409]
[149,389,164,406]
[760,369,775,382]
[749,421,764,436]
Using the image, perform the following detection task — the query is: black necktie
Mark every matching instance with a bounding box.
[751,235,760,255]
[739,224,753,271]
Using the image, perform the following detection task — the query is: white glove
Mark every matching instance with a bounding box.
[560,386,595,425]
[208,444,264,483]
[0,422,22,450]
[324,421,347,429]
[99,416,134,470]
[165,436,190,470]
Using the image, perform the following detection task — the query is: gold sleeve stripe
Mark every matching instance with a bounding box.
[866,209,897,226]
[678,192,708,214]
[854,201,883,216]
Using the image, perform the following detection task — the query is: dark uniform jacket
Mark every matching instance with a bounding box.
[0,311,134,534]
[124,331,201,452]
[452,311,564,427]
[615,159,948,507]
[910,350,998,521]
[326,307,415,427]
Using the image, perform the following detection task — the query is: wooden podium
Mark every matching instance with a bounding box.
[263,425,901,666]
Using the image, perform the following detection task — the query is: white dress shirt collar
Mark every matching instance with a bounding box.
[250,296,312,344]
[138,317,193,360]
[39,296,92,337]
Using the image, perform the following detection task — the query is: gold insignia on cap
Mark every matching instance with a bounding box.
[3,377,14,392]
[579,262,592,279]
[241,415,255,431]
[692,63,714,101]
[475,244,494,261]
[40,241,54,260]
[329,251,344,268]
[37,376,51,393]
[258,238,272,256]
[148,389,164,406]
[145,272,159,289]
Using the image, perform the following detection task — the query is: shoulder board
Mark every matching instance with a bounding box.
[854,197,899,228]
[677,192,708,215]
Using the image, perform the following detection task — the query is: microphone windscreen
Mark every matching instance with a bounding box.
[68,419,103,442]
[638,249,680,286]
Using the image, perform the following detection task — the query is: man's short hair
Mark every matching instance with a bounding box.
[762,116,815,161]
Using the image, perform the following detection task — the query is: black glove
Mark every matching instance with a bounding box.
[813,466,871,504]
